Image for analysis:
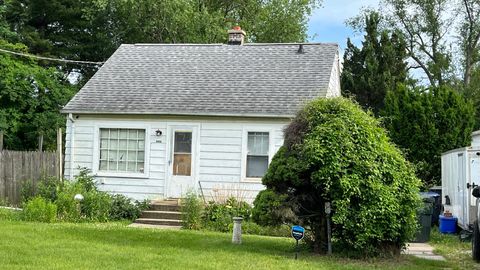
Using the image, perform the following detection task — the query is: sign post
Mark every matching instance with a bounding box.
[291,225,305,260]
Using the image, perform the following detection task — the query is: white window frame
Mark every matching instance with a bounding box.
[92,123,151,178]
[241,126,275,182]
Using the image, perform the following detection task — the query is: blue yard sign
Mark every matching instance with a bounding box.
[291,225,305,241]
[291,225,305,260]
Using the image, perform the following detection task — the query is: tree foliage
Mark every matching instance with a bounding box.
[341,12,409,114]
[382,85,475,187]
[0,0,319,150]
[382,0,453,86]
[0,40,76,150]
[4,0,320,81]
[459,0,480,86]
[261,97,421,256]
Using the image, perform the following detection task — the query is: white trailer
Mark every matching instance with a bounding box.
[441,131,480,230]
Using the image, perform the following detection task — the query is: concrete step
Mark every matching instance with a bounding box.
[128,223,181,230]
[135,218,182,226]
[149,204,181,212]
[140,210,182,220]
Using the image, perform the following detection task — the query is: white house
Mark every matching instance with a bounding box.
[62,28,341,202]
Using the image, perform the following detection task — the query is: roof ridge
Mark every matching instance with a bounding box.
[129,42,338,47]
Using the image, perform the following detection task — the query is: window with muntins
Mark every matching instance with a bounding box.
[246,132,269,178]
[99,128,145,173]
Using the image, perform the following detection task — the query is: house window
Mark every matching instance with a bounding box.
[99,128,145,173]
[173,131,192,176]
[246,132,269,178]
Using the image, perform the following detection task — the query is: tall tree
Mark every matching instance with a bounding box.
[0,40,76,150]
[382,85,475,187]
[459,0,480,87]
[383,0,453,87]
[341,12,409,114]
[4,0,320,82]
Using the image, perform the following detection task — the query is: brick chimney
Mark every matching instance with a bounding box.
[228,26,246,45]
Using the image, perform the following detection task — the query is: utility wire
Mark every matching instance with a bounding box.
[0,48,104,65]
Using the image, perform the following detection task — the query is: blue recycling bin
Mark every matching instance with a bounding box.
[439,215,457,234]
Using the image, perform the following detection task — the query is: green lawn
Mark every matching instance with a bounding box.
[430,227,480,270]
[0,221,454,270]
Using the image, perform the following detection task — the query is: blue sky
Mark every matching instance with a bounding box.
[307,0,380,50]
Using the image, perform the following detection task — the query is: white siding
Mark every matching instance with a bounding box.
[327,52,341,97]
[64,115,288,202]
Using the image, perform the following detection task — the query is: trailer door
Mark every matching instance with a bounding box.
[458,153,467,228]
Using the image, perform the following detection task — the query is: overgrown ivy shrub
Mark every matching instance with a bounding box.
[252,189,294,227]
[22,197,57,223]
[261,97,421,256]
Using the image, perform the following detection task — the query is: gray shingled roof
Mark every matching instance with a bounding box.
[62,43,338,117]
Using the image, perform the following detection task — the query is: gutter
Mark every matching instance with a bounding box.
[60,110,296,119]
[68,113,75,180]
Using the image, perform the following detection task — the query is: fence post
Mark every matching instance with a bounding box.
[57,128,63,181]
[0,130,3,151]
[38,134,43,152]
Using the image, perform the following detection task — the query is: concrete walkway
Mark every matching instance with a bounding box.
[403,243,446,261]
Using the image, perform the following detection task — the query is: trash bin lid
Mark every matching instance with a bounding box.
[420,191,440,198]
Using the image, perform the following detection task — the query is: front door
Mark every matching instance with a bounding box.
[167,125,197,198]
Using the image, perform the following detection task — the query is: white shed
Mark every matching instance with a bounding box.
[441,131,480,230]
[61,29,341,203]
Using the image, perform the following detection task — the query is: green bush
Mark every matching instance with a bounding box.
[81,190,112,222]
[75,168,97,192]
[55,181,82,221]
[37,177,63,202]
[181,192,204,230]
[22,197,57,223]
[0,208,21,221]
[262,97,421,256]
[252,189,293,227]
[20,179,35,204]
[202,197,252,232]
[109,194,148,221]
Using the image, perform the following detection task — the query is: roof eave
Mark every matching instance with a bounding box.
[60,109,295,119]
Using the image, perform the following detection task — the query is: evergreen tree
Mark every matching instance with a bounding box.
[341,12,409,114]
[382,85,475,187]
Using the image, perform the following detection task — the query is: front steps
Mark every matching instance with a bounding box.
[133,199,182,229]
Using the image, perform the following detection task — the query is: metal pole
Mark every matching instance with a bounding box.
[295,239,299,260]
[326,214,332,255]
[325,202,332,255]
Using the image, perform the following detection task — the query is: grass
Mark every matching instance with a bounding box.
[430,227,480,270]
[0,219,453,270]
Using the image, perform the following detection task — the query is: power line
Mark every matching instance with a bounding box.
[0,48,105,65]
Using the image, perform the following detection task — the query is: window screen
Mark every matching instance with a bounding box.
[99,128,145,173]
[246,132,269,178]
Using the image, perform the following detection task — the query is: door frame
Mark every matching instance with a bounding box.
[165,123,200,198]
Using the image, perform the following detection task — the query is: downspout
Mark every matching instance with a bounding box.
[68,113,75,180]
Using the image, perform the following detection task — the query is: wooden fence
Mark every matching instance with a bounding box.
[0,150,59,206]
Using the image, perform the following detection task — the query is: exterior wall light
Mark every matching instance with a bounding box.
[155,129,163,136]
